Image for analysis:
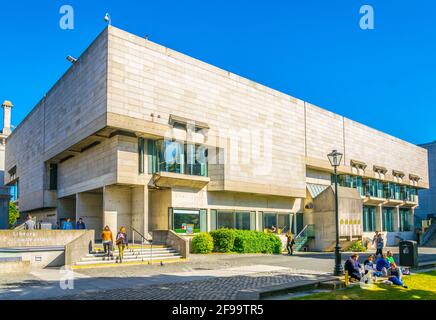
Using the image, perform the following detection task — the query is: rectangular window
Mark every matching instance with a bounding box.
[10,179,19,202]
[147,139,158,174]
[382,207,395,232]
[216,211,251,230]
[172,209,201,234]
[138,138,145,174]
[363,206,376,232]
[49,164,58,190]
[263,212,292,234]
[399,209,412,232]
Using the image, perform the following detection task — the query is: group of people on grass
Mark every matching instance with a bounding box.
[101,225,129,263]
[344,231,410,288]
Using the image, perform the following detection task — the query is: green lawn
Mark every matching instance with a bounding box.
[294,270,436,300]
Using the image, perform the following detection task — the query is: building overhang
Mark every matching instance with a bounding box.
[363,196,386,205]
[151,172,210,189]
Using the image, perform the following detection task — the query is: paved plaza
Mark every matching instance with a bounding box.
[0,248,435,300]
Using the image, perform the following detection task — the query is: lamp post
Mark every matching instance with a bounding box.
[327,149,344,276]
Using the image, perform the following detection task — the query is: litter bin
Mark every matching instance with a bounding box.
[399,240,418,268]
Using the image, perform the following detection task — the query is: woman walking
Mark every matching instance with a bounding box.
[101,226,114,260]
[286,230,295,255]
[116,227,129,263]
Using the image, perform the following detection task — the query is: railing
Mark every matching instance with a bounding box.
[128,226,153,264]
[293,224,315,251]
[422,219,436,246]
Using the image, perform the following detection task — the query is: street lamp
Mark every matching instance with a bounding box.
[327,149,344,276]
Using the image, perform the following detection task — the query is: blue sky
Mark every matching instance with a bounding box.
[0,0,435,144]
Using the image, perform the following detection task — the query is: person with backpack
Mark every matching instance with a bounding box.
[375,233,384,257]
[101,226,114,260]
[116,226,129,263]
[285,230,295,255]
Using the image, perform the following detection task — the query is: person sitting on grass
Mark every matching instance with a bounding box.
[386,250,396,264]
[344,254,362,282]
[388,262,408,288]
[376,254,391,277]
[363,255,376,275]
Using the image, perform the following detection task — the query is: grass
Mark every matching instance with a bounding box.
[293,270,436,300]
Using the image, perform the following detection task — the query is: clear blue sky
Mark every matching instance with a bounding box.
[0,0,435,144]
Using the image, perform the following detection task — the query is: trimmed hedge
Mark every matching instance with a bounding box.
[210,228,236,252]
[234,230,282,254]
[192,232,214,254]
[206,228,282,254]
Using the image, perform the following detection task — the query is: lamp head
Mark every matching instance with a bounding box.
[327,149,343,167]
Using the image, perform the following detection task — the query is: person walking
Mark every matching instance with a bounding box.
[285,230,295,255]
[375,233,384,257]
[116,227,129,263]
[101,226,114,260]
[76,218,86,230]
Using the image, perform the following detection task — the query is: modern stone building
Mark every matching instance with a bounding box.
[415,141,436,220]
[4,26,429,249]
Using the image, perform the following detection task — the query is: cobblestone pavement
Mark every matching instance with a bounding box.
[52,269,329,300]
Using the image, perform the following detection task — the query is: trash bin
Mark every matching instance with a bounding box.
[399,240,418,268]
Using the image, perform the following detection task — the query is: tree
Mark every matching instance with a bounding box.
[8,202,19,229]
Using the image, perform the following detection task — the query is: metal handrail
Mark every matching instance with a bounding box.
[294,225,309,240]
[128,226,153,264]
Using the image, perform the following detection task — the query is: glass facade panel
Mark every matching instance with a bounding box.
[263,213,277,231]
[172,209,201,234]
[363,206,376,232]
[399,209,412,232]
[216,211,251,230]
[146,139,208,177]
[263,212,291,234]
[382,207,395,232]
[337,175,364,196]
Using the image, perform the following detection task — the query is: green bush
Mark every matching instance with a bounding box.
[192,232,214,254]
[349,240,367,252]
[210,228,236,252]
[210,229,282,254]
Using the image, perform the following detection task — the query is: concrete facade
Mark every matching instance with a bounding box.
[415,141,436,219]
[4,26,429,249]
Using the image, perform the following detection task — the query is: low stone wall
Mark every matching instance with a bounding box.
[153,230,190,259]
[0,230,89,247]
[0,230,95,268]
[65,230,95,266]
[0,260,30,275]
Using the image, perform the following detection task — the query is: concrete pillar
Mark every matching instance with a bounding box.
[132,185,149,241]
[103,185,133,239]
[376,204,383,231]
[394,206,400,232]
[76,192,103,237]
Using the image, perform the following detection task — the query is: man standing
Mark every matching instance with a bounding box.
[61,218,74,230]
[285,230,295,255]
[24,215,36,230]
[375,233,384,257]
[76,218,86,230]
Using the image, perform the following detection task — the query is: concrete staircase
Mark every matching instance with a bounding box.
[74,244,183,268]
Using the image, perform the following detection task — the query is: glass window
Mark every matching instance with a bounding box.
[399,209,412,232]
[147,139,157,174]
[10,180,19,202]
[263,212,291,234]
[263,213,277,231]
[172,209,201,234]
[382,207,394,232]
[49,163,58,190]
[363,206,376,232]
[216,211,251,230]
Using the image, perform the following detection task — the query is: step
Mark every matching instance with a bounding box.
[90,247,175,253]
[87,250,178,256]
[81,252,181,262]
[75,254,183,266]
